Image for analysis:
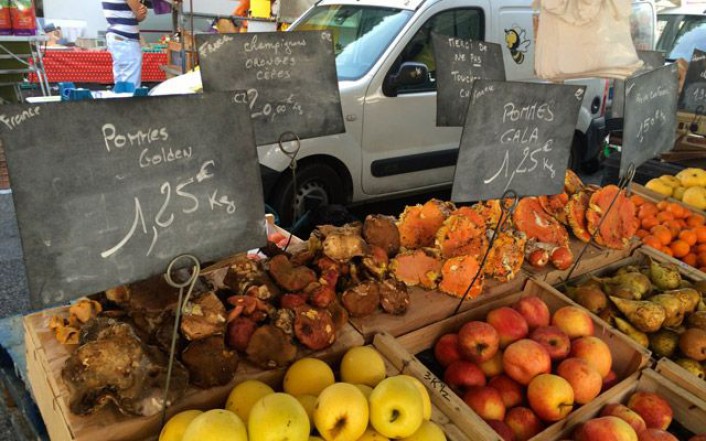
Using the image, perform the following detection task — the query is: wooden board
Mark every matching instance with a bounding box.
[655,357,706,405]
[524,236,639,286]
[631,182,706,217]
[24,306,364,441]
[349,272,528,342]
[547,368,706,439]
[392,279,651,441]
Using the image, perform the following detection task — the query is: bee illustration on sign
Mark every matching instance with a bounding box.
[505,25,530,64]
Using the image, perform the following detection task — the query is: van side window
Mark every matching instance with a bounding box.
[393,8,484,95]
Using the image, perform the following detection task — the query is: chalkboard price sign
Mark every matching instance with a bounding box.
[451,80,585,202]
[431,33,505,127]
[1,93,266,307]
[622,63,679,177]
[679,49,706,113]
[197,31,345,145]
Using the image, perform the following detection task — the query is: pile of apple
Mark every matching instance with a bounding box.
[571,391,706,441]
[159,346,446,441]
[433,296,618,441]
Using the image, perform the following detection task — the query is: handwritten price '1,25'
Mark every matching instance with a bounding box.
[694,87,706,103]
[100,161,236,259]
[234,89,303,122]
[422,370,452,402]
[637,108,667,143]
[484,141,556,192]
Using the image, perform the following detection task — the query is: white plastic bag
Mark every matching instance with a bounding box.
[535,0,643,80]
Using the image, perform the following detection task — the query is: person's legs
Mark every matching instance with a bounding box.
[106,33,143,88]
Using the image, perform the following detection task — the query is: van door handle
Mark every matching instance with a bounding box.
[346,114,357,122]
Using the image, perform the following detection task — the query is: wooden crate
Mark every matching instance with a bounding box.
[392,279,651,441]
[547,368,706,439]
[655,357,706,404]
[24,306,363,441]
[349,274,527,343]
[631,182,706,217]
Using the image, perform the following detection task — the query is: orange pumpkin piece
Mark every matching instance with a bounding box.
[513,197,569,246]
[671,240,690,258]
[679,230,697,247]
[472,200,503,229]
[585,185,637,249]
[436,208,488,259]
[564,169,585,196]
[539,193,570,224]
[566,192,591,242]
[483,230,527,282]
[439,254,483,299]
[397,199,454,249]
[390,249,443,289]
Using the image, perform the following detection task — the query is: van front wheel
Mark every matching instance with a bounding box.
[269,162,345,227]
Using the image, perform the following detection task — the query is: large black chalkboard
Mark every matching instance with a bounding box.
[451,80,585,202]
[197,31,345,145]
[622,63,679,178]
[1,93,266,307]
[679,49,706,113]
[432,33,505,127]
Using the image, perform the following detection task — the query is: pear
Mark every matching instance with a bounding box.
[599,303,619,325]
[680,280,694,289]
[610,296,666,333]
[693,280,706,296]
[675,358,706,380]
[615,265,641,276]
[649,294,685,328]
[648,257,681,291]
[596,273,652,300]
[668,288,701,314]
[573,285,608,314]
[687,311,706,331]
[613,316,649,348]
[648,329,680,358]
[699,299,706,312]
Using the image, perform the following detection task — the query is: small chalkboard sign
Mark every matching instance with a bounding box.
[197,31,345,145]
[679,49,706,113]
[451,80,585,202]
[1,93,266,307]
[431,33,505,127]
[622,63,679,177]
[638,50,666,69]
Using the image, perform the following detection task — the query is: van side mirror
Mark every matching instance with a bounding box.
[390,62,429,87]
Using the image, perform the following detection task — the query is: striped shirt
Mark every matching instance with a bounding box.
[102,0,140,41]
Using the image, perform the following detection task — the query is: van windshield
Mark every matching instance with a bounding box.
[291,5,413,80]
[657,14,706,61]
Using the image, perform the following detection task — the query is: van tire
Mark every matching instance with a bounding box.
[269,162,346,227]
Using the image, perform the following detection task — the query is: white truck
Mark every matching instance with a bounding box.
[152,0,657,225]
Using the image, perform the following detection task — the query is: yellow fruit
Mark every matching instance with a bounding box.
[676,168,706,187]
[673,186,687,201]
[183,409,247,441]
[398,375,432,420]
[341,347,386,387]
[355,384,374,400]
[225,380,275,422]
[310,437,326,441]
[296,394,318,427]
[399,421,446,441]
[284,358,335,397]
[659,175,682,188]
[683,186,706,210]
[357,428,390,441]
[249,393,310,441]
[159,410,203,441]
[646,178,673,197]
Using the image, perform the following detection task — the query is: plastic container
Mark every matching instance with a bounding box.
[9,0,36,36]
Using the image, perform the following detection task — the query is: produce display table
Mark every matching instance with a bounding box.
[28,49,167,84]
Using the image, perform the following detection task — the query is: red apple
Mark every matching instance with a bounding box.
[434,333,462,368]
[601,403,647,434]
[488,375,524,408]
[479,350,504,378]
[527,374,575,422]
[638,429,679,441]
[530,326,571,361]
[557,358,602,405]
[458,321,500,363]
[552,306,594,339]
[574,416,639,441]
[487,307,529,348]
[513,296,551,330]
[444,360,486,393]
[503,339,551,385]
[505,407,544,441]
[486,420,516,441]
[463,386,506,421]
[603,370,620,392]
[570,336,612,378]
[627,392,673,430]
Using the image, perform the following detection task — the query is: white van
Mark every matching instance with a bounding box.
[152,0,656,225]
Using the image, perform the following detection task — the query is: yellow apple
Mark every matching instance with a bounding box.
[399,421,446,441]
[249,393,310,441]
[225,380,275,423]
[159,410,203,441]
[310,438,325,441]
[398,375,431,420]
[683,186,706,210]
[369,376,424,438]
[284,358,336,397]
[645,179,673,197]
[314,383,369,441]
[357,427,390,440]
[297,394,318,428]
[355,384,374,400]
[341,346,386,387]
[182,409,247,441]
